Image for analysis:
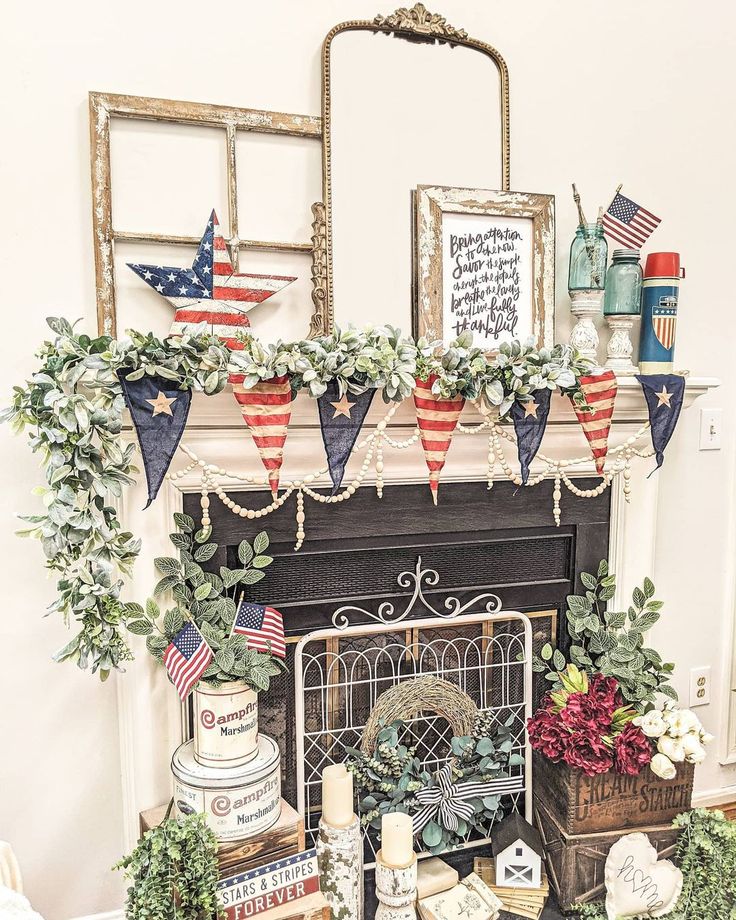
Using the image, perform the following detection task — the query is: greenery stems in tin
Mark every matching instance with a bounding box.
[127,514,283,692]
[115,810,222,920]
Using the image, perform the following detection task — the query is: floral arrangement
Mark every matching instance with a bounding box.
[528,664,652,777]
[346,711,523,855]
[128,515,283,692]
[2,317,595,678]
[634,703,713,780]
[530,560,714,779]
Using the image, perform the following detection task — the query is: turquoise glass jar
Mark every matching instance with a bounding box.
[603,249,643,315]
[568,223,608,291]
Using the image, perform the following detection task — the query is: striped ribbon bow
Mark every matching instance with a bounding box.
[411,764,525,834]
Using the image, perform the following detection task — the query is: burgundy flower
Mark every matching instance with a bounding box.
[527,709,568,762]
[614,723,653,776]
[563,732,614,776]
[588,673,622,710]
[560,691,612,734]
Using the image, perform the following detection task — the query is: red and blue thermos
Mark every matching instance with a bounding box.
[639,252,684,373]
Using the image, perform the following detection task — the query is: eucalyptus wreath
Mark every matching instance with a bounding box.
[346,711,523,855]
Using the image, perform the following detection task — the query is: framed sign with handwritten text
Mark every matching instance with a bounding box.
[414,186,555,351]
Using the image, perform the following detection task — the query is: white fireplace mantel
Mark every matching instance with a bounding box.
[115,374,719,848]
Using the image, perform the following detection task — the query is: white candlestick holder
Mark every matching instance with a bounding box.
[604,314,638,375]
[569,289,604,362]
[374,850,418,920]
[316,815,364,920]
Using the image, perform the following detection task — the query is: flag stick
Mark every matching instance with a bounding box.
[571,183,587,227]
[229,591,245,639]
[607,183,623,212]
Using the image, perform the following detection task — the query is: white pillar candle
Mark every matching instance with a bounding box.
[322,763,354,828]
[381,813,414,868]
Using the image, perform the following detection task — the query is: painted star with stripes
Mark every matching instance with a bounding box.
[127,210,296,349]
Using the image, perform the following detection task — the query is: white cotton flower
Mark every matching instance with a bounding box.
[700,731,715,746]
[682,732,707,764]
[633,710,668,738]
[650,753,677,780]
[657,734,686,762]
[663,707,699,738]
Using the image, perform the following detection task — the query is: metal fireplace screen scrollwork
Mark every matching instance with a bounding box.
[294,590,533,863]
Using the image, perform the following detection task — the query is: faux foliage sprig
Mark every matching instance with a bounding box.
[532,560,677,710]
[130,515,284,692]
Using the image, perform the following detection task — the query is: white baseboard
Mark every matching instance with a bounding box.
[72,911,124,920]
[692,785,736,808]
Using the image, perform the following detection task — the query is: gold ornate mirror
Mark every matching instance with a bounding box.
[317,4,510,337]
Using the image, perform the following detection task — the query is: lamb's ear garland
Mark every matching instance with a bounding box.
[117,371,192,508]
[511,389,552,485]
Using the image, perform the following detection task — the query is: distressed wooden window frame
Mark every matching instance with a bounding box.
[89,91,324,337]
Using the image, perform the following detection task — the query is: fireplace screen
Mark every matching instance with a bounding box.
[294,607,532,863]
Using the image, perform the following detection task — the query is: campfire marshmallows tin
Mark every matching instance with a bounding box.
[193,681,259,767]
[172,734,281,841]
[640,252,684,374]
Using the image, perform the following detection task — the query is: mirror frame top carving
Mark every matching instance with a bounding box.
[318,3,511,334]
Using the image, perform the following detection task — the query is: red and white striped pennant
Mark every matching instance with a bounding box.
[571,371,618,475]
[230,374,292,498]
[413,375,465,505]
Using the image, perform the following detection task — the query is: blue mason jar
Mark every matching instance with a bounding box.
[568,223,608,292]
[603,250,642,316]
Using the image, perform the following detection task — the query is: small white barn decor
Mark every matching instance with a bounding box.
[491,813,543,889]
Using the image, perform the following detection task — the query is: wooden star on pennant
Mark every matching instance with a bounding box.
[330,394,356,419]
[655,386,673,408]
[146,391,178,417]
[523,400,540,418]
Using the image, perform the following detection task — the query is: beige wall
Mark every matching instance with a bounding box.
[1,1,735,917]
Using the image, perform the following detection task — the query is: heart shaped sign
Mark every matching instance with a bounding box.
[605,832,682,919]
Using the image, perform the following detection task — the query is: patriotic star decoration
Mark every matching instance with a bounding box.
[330,394,355,418]
[523,400,539,418]
[127,210,297,349]
[655,386,673,408]
[146,391,177,417]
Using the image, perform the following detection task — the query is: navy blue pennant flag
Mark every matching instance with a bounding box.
[118,371,192,508]
[635,373,686,470]
[317,380,375,494]
[511,388,552,484]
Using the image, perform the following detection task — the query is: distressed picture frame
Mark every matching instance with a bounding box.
[414,186,555,351]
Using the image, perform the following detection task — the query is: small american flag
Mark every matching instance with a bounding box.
[602,192,661,249]
[163,621,213,700]
[231,601,286,658]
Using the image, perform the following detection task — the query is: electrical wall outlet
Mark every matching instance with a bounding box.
[689,666,711,707]
[699,408,722,450]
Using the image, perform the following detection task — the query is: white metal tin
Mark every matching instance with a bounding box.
[172,735,281,841]
[193,681,259,768]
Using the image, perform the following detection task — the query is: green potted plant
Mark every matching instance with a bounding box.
[115,810,222,919]
[126,514,284,767]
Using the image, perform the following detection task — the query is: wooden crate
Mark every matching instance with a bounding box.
[534,797,681,911]
[533,752,693,835]
[140,798,305,877]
